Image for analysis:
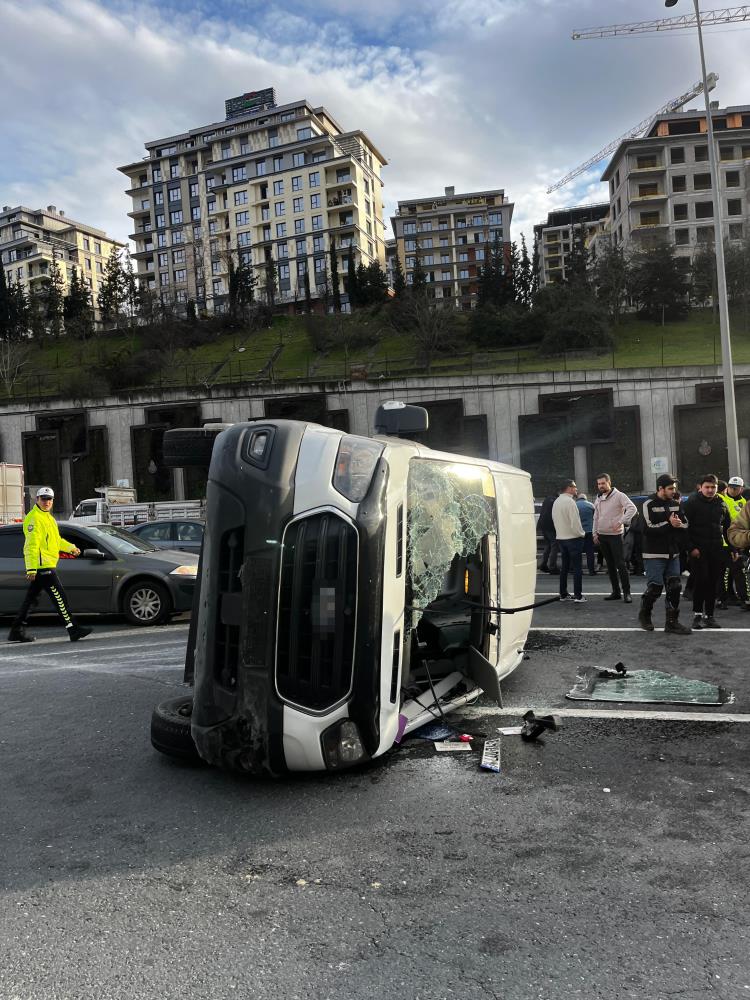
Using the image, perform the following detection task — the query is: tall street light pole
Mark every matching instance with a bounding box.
[666,0,740,476]
[574,3,743,477]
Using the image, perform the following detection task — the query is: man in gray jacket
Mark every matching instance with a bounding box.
[593,473,637,603]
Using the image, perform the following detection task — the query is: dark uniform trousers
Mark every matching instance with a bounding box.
[11,569,76,631]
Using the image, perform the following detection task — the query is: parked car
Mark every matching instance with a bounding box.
[127,519,205,554]
[0,522,198,626]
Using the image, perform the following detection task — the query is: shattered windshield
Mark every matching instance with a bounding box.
[406,459,498,621]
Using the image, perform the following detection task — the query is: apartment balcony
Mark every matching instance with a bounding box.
[629,191,668,204]
[327,173,353,189]
[131,246,154,260]
[627,161,666,176]
[128,204,152,218]
[326,193,355,208]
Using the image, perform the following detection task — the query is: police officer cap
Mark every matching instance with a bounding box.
[36,486,55,498]
[728,476,745,488]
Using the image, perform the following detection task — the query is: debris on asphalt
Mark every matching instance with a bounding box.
[566,667,733,705]
[480,739,501,772]
[498,725,524,736]
[433,742,473,752]
[414,721,455,741]
[520,709,560,742]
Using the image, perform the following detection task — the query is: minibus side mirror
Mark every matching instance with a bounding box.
[374,402,429,436]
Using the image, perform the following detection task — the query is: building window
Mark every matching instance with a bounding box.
[211,261,222,275]
[172,249,186,264]
[313,235,324,252]
[293,152,305,167]
[312,215,323,230]
[158,252,168,267]
[262,226,271,241]
[273,155,283,171]
[405,240,417,251]
[297,127,313,141]
[475,249,485,260]
[261,206,270,221]
[232,166,247,182]
[727,199,743,216]
[277,243,289,258]
[459,269,469,280]
[153,191,163,206]
[695,145,709,162]
[276,222,287,237]
[190,206,200,221]
[157,233,168,247]
[275,201,285,216]
[639,211,661,226]
[294,219,305,235]
[235,211,249,225]
[297,259,307,277]
[458,251,469,262]
[670,147,685,164]
[422,237,433,249]
[638,182,659,196]
[293,197,303,213]
[455,217,466,228]
[170,211,183,224]
[310,194,320,209]
[314,257,326,273]
[159,272,169,286]
[189,181,199,198]
[168,187,181,202]
[673,204,688,221]
[292,176,302,191]
[636,154,658,169]
[696,226,714,243]
[234,191,248,206]
[296,238,306,255]
[671,176,686,193]
[403,222,416,235]
[674,228,690,246]
[308,171,319,187]
[693,173,711,191]
[152,167,162,182]
[256,160,267,176]
[172,230,184,244]
[237,232,251,247]
[83,238,90,251]
[273,180,284,195]
[174,268,187,283]
[726,171,741,188]
[695,202,713,219]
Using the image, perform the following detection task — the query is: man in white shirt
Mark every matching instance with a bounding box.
[552,480,586,602]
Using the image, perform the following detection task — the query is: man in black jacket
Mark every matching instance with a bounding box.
[638,475,692,634]
[537,494,559,573]
[682,474,731,629]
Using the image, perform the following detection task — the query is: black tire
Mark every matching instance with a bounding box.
[151,695,200,761]
[163,425,233,468]
[122,579,172,626]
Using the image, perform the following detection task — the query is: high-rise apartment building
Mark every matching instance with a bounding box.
[602,102,750,258]
[118,92,387,313]
[0,205,123,320]
[533,203,610,286]
[390,186,513,308]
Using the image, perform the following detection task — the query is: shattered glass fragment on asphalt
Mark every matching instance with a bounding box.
[566,667,733,705]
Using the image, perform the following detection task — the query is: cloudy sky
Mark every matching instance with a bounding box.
[1,0,748,248]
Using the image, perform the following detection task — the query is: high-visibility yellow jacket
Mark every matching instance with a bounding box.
[22,505,77,571]
[720,493,746,520]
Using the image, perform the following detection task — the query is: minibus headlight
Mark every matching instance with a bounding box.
[321,720,369,769]
[332,436,384,503]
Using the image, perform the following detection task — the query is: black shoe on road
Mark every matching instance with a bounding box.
[623,594,632,603]
[703,616,721,629]
[68,625,93,642]
[604,593,622,601]
[8,628,34,643]
[692,614,704,631]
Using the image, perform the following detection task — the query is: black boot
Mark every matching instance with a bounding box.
[665,609,692,635]
[8,626,34,643]
[638,583,661,631]
[68,625,93,642]
[604,592,622,601]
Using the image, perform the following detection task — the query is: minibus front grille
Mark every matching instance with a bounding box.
[276,513,358,711]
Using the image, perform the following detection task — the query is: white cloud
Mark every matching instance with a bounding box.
[1,0,749,252]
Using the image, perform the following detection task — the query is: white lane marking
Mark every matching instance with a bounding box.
[0,623,189,650]
[530,626,750,632]
[0,639,187,662]
[462,706,750,723]
[0,661,185,678]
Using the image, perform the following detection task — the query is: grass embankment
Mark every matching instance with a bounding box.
[10,308,750,401]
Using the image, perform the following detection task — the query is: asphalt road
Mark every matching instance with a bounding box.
[1,575,749,1000]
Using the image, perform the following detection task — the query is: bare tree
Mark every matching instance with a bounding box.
[0,337,31,397]
[393,290,455,369]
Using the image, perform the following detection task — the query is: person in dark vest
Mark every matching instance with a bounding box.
[682,474,731,630]
[638,474,691,634]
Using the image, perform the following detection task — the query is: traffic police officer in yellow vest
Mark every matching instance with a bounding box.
[718,476,748,609]
[7,486,93,643]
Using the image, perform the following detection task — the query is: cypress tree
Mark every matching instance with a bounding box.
[330,243,341,313]
[392,252,406,297]
[346,250,358,309]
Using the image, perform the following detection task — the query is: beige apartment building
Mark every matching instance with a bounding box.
[0,205,123,320]
[117,90,387,313]
[533,203,610,287]
[602,102,750,260]
[389,186,513,308]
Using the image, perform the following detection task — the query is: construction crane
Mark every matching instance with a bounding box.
[546,72,717,194]
[571,5,750,39]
